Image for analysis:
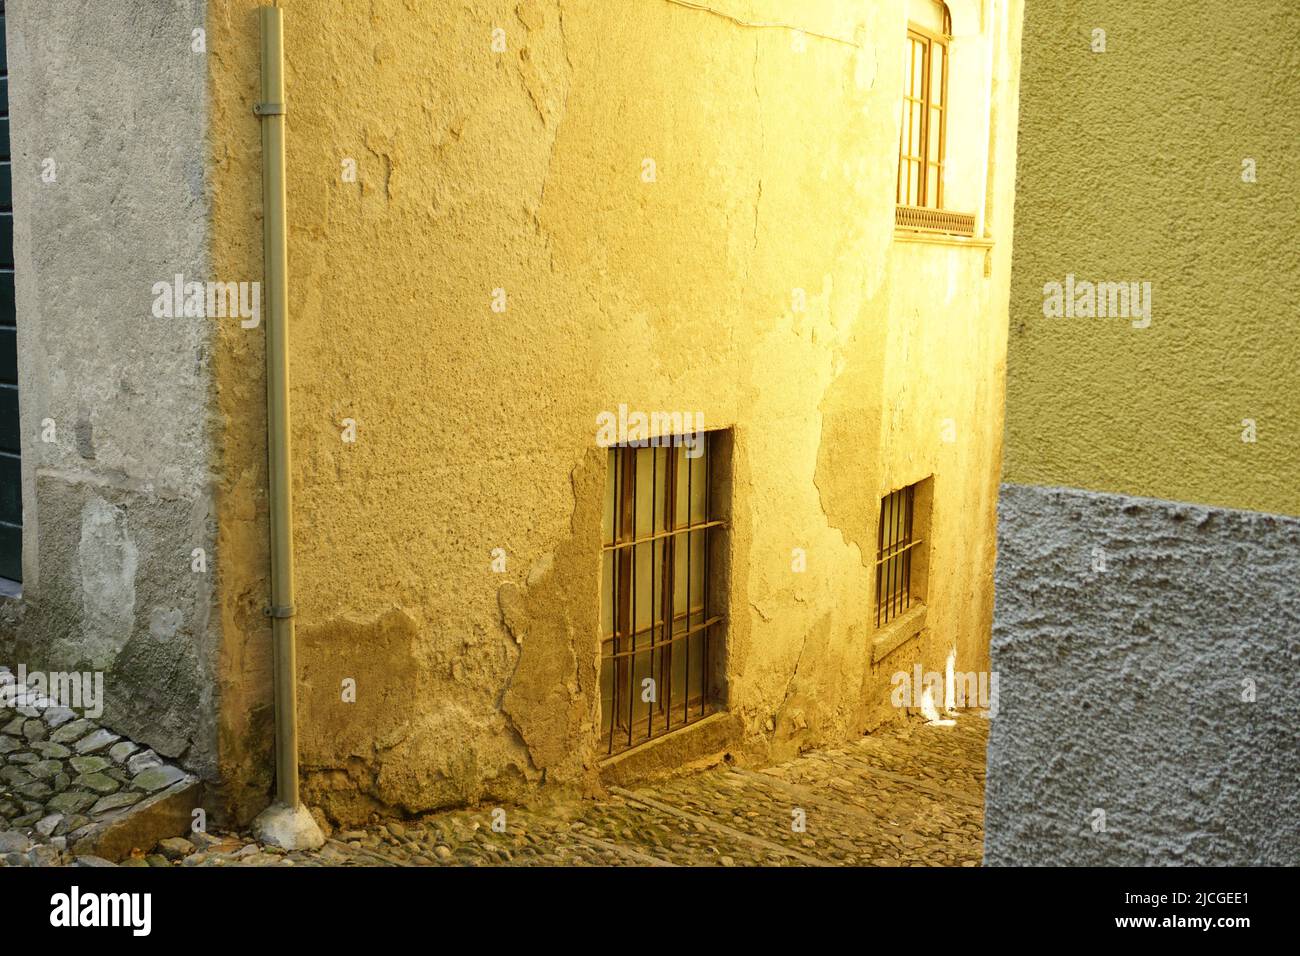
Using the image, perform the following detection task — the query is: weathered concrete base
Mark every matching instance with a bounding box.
[985,483,1300,866]
[252,801,326,851]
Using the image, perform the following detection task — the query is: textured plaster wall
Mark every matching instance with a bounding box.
[986,484,1300,866]
[208,0,1023,824]
[0,1,221,780]
[990,0,1300,865]
[1002,0,1300,518]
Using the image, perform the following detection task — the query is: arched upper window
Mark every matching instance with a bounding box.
[897,2,951,211]
[909,0,953,37]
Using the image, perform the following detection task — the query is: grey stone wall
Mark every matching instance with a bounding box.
[985,482,1300,865]
[0,1,218,781]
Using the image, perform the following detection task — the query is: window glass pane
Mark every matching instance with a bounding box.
[928,108,942,163]
[634,446,654,535]
[671,446,687,528]
[691,527,706,613]
[669,630,688,710]
[676,535,696,616]
[600,644,614,721]
[652,535,665,634]
[931,44,946,110]
[688,628,705,706]
[688,444,707,527]
[601,549,614,637]
[630,641,651,725]
[633,539,653,633]
[602,448,616,542]
[652,446,668,534]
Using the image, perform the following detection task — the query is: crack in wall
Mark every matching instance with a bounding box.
[657,0,861,48]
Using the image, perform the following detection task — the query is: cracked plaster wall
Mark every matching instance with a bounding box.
[209,0,1024,824]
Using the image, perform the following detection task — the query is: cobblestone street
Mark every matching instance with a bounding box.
[0,666,199,865]
[39,715,987,868]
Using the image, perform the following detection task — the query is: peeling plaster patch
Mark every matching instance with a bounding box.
[75,411,95,460]
[521,1,573,225]
[296,605,537,825]
[526,551,554,587]
[498,452,603,776]
[362,129,400,203]
[515,3,567,129]
[295,608,431,820]
[498,580,576,768]
[299,607,421,768]
[149,606,184,642]
[74,497,139,669]
[516,0,546,31]
[106,631,204,760]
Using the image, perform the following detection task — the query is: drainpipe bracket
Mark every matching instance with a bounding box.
[264,604,296,619]
[254,101,286,116]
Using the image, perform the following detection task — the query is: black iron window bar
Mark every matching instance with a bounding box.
[875,484,921,627]
[601,439,723,757]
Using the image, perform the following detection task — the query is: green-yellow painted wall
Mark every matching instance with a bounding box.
[1005,0,1300,516]
[208,0,1023,823]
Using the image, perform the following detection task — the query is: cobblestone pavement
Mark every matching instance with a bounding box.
[0,667,198,865]
[4,714,985,868]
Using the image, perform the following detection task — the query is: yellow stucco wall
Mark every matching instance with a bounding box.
[1004,0,1300,517]
[209,0,1023,823]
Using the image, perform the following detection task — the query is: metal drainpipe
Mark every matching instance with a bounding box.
[251,4,322,849]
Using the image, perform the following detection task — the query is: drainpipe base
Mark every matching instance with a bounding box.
[252,801,326,851]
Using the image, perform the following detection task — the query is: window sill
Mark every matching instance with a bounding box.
[893,229,992,249]
[871,603,927,664]
[598,710,742,786]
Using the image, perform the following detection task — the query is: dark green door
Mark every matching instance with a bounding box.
[0,0,20,583]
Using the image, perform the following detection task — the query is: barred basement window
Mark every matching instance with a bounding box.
[875,483,923,627]
[600,437,725,756]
